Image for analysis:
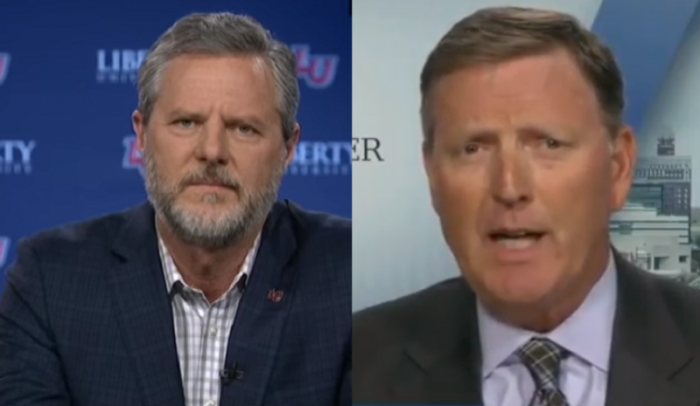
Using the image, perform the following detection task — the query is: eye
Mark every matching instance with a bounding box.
[464,143,480,154]
[543,137,563,149]
[175,119,196,128]
[235,124,258,135]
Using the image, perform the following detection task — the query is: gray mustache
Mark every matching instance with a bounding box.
[180,166,241,192]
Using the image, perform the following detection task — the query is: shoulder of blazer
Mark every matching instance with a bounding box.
[628,264,700,345]
[16,202,149,261]
[281,199,351,241]
[352,277,473,356]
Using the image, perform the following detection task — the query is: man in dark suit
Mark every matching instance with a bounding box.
[0,12,350,406]
[353,7,700,406]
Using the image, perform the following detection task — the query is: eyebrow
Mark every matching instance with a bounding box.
[167,108,206,121]
[167,109,268,128]
[461,125,561,141]
[228,116,268,129]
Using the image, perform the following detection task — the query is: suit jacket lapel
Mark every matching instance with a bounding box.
[107,203,185,406]
[606,250,698,406]
[218,201,299,406]
[395,281,483,404]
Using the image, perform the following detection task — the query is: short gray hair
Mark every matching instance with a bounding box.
[137,12,300,141]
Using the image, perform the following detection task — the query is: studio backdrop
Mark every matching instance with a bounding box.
[0,0,351,291]
[352,0,700,311]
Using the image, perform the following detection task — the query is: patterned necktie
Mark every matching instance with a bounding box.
[516,337,571,406]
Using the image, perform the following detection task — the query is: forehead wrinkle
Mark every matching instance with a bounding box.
[479,53,579,100]
[427,51,609,148]
[155,56,278,124]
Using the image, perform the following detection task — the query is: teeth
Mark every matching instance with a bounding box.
[496,237,537,249]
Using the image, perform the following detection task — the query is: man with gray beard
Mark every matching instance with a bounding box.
[0,12,350,406]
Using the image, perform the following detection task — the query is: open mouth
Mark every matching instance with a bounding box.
[488,229,545,249]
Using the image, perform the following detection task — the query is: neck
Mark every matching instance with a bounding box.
[156,216,261,302]
[485,242,611,333]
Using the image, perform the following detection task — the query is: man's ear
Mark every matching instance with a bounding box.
[132,110,146,151]
[609,125,637,212]
[284,123,301,167]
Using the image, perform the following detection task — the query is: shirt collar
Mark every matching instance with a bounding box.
[478,250,617,377]
[157,230,261,297]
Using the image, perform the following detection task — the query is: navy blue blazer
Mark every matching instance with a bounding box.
[0,200,351,406]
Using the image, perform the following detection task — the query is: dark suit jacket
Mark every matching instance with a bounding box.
[0,200,351,406]
[353,252,700,405]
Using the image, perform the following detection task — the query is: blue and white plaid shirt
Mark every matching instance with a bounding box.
[158,233,260,406]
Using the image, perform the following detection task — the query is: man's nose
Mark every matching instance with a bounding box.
[490,151,533,208]
[195,122,230,164]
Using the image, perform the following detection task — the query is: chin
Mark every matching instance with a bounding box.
[495,286,553,307]
[174,199,232,218]
[475,264,560,306]
[180,190,235,206]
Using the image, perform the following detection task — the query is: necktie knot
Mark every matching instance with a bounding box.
[516,337,566,392]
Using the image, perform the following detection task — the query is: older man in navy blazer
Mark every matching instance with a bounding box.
[0,12,350,406]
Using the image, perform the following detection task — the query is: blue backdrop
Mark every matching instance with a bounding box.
[0,0,351,290]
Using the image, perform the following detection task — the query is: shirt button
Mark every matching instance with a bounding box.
[205,400,216,406]
[210,327,219,337]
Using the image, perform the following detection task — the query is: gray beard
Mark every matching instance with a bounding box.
[143,148,285,250]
